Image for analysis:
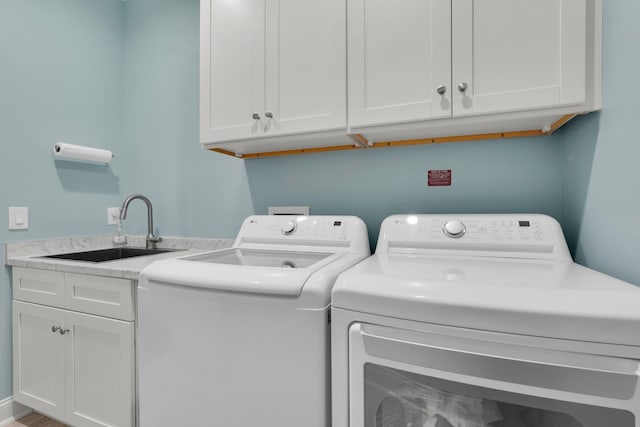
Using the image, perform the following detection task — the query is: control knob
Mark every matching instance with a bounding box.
[281,220,297,236]
[443,220,466,238]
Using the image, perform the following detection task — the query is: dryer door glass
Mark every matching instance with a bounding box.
[364,364,633,427]
[350,323,638,427]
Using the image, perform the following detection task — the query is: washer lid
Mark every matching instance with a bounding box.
[141,250,344,297]
[333,254,640,347]
[186,248,333,269]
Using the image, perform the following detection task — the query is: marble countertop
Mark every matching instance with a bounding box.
[5,235,234,280]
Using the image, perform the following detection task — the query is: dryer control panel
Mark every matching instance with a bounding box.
[377,214,571,260]
[439,217,547,242]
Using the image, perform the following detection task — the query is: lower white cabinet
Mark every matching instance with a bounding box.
[12,302,66,419]
[12,268,135,427]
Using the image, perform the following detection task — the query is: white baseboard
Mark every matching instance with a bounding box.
[0,397,32,427]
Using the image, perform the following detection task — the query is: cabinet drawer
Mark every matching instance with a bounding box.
[13,268,65,308]
[65,273,134,321]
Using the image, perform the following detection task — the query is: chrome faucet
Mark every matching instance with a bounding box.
[119,194,163,249]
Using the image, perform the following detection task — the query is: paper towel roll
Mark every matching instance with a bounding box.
[54,143,113,164]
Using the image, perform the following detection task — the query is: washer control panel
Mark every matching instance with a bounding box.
[377,214,570,260]
[264,218,346,240]
[236,216,369,253]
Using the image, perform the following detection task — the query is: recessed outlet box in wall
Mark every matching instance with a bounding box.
[9,207,29,230]
[268,206,310,216]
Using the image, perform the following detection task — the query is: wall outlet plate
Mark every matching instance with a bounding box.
[107,207,121,225]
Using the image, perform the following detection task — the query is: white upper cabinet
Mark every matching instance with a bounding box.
[265,0,346,135]
[348,0,452,127]
[348,0,601,143]
[200,0,265,143]
[201,0,601,157]
[201,0,348,155]
[451,0,586,117]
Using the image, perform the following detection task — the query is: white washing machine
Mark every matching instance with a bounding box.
[332,214,640,427]
[138,215,369,427]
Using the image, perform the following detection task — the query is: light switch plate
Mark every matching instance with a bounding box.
[9,207,29,230]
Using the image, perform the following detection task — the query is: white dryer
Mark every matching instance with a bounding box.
[332,214,640,427]
[138,215,369,427]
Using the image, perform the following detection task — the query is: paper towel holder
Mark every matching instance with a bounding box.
[53,142,114,164]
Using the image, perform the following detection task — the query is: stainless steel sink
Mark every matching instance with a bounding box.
[42,247,181,263]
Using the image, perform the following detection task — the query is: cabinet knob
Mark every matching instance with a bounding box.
[263,112,274,131]
[458,82,469,93]
[436,85,447,95]
[59,328,70,335]
[51,325,61,333]
[252,112,261,120]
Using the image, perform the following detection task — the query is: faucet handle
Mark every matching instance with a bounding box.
[146,235,163,250]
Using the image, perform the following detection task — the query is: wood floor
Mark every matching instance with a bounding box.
[7,413,67,427]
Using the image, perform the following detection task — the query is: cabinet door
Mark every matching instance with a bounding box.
[64,311,134,427]
[347,0,452,128]
[12,301,66,420]
[200,0,266,143]
[452,0,586,116]
[264,0,346,136]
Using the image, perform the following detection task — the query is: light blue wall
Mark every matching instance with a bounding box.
[246,137,564,247]
[0,0,126,399]
[561,0,640,286]
[0,0,255,401]
[119,0,254,239]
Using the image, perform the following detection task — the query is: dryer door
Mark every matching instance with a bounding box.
[348,323,639,427]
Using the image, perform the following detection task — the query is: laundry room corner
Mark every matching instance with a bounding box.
[560,0,640,286]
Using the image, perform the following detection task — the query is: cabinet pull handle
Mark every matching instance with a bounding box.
[51,325,61,333]
[59,328,70,335]
[458,82,468,93]
[436,85,447,95]
[264,112,273,131]
[252,112,261,120]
